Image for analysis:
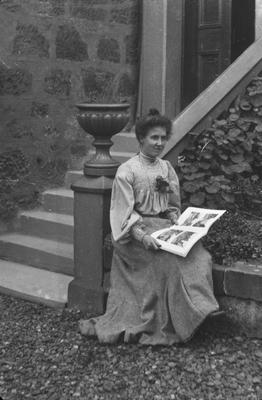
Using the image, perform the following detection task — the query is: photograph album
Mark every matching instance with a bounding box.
[151,207,226,257]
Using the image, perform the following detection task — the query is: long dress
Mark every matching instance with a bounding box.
[79,153,219,346]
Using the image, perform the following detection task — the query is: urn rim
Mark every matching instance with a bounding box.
[76,103,130,111]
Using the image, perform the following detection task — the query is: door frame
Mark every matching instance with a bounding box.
[138,0,184,119]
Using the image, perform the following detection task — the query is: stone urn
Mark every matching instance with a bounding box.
[76,103,130,176]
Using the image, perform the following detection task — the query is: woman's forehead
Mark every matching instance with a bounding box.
[147,126,167,136]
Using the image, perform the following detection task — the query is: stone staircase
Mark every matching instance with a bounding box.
[0,131,138,307]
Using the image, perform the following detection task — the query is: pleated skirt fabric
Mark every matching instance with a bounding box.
[80,218,219,346]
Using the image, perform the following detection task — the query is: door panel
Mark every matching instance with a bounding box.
[199,0,221,25]
[199,53,220,92]
[182,0,231,108]
[198,0,231,92]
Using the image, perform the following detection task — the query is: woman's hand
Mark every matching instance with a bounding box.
[170,214,178,224]
[142,235,161,251]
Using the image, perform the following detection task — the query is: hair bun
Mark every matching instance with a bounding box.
[148,108,160,116]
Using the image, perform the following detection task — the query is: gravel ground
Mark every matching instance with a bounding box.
[0,293,262,400]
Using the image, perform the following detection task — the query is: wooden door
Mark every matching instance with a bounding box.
[182,0,232,108]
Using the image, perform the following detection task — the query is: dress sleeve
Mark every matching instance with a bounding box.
[166,161,181,221]
[110,165,142,242]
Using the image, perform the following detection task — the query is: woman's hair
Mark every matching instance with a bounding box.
[135,109,172,143]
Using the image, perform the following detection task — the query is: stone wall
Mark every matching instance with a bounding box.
[0,0,140,223]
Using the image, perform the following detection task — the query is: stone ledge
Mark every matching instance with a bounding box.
[209,296,262,339]
[210,262,262,339]
[213,261,262,302]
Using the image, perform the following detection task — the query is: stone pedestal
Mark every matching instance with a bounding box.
[68,102,130,314]
[67,175,113,314]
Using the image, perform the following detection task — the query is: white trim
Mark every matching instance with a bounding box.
[162,36,262,157]
[161,0,168,114]
[138,0,183,118]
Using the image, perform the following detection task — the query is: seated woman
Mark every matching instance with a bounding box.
[79,109,220,346]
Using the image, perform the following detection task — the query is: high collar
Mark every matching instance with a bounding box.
[139,151,159,165]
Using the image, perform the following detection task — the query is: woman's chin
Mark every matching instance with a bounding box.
[154,149,163,156]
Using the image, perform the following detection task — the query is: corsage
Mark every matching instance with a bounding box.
[155,176,173,193]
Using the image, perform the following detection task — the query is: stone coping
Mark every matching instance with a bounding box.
[213,261,262,303]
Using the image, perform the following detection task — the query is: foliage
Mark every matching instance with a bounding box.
[203,211,262,265]
[177,76,262,263]
[0,150,39,221]
[177,77,262,216]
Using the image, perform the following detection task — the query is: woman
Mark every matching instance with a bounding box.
[79,109,220,346]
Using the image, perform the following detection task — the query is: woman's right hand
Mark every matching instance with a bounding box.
[142,235,161,251]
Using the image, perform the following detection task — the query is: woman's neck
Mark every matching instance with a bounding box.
[139,150,157,163]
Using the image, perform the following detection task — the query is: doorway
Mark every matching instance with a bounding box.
[231,0,255,62]
[181,0,255,109]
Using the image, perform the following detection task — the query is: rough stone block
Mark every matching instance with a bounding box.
[40,0,65,16]
[97,37,120,63]
[224,261,262,302]
[0,66,32,96]
[117,72,135,97]
[82,68,115,100]
[0,0,21,12]
[69,0,108,8]
[13,23,49,58]
[31,102,49,118]
[69,0,107,21]
[112,0,137,3]
[125,33,139,64]
[110,4,139,24]
[56,25,88,61]
[50,0,65,16]
[44,68,71,96]
[27,0,65,16]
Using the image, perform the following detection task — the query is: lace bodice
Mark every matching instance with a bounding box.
[110,153,181,241]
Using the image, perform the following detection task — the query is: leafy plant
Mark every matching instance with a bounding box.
[177,76,262,263]
[0,150,39,221]
[203,211,262,265]
[178,77,262,217]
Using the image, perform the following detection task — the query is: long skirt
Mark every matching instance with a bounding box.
[79,218,219,346]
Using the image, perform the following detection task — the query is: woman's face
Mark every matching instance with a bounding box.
[140,126,167,158]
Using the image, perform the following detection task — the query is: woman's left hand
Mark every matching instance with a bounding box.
[142,235,161,251]
[170,215,178,224]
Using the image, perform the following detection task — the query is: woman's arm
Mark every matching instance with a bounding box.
[130,222,161,250]
[110,165,141,242]
[165,161,181,224]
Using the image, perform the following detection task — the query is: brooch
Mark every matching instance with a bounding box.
[155,176,173,193]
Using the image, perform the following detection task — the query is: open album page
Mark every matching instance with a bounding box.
[151,207,226,257]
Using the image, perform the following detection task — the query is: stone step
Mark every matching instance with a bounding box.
[42,188,74,215]
[0,233,74,276]
[111,131,138,153]
[19,210,74,243]
[0,259,72,308]
[64,151,136,189]
[64,170,83,189]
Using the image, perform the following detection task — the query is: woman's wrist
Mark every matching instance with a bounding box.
[167,208,180,224]
[141,233,150,244]
[130,223,147,242]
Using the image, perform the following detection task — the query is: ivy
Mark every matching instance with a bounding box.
[177,76,262,263]
[203,212,262,265]
[178,77,262,216]
[0,150,39,221]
